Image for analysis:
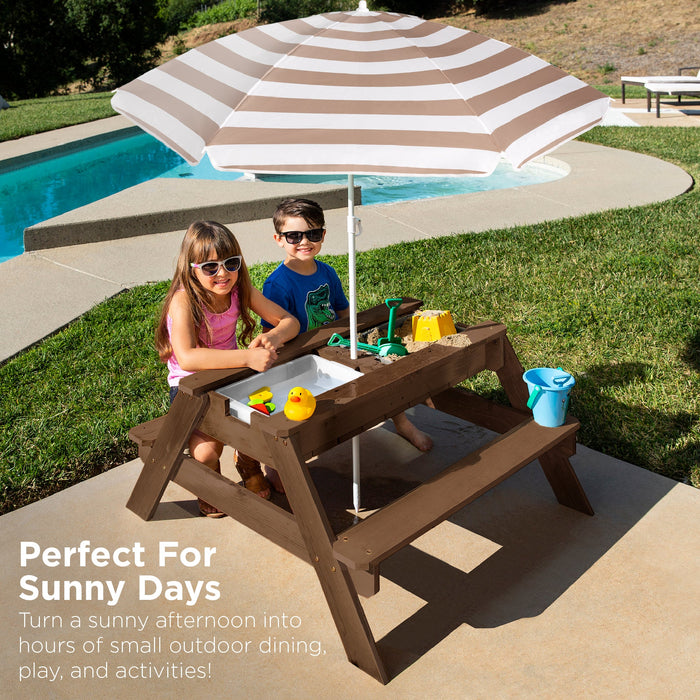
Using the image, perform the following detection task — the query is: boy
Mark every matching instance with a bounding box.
[262,198,432,452]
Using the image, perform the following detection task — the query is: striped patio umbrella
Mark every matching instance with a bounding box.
[112,3,608,176]
[112,1,609,509]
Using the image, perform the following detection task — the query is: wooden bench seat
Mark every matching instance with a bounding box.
[333,417,578,576]
[129,415,168,460]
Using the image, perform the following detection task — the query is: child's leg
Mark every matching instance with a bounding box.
[189,430,226,517]
[263,465,285,494]
[391,411,433,452]
[234,450,272,500]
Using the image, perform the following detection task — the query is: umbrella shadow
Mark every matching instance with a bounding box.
[308,404,677,680]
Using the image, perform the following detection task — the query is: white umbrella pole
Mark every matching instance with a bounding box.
[347,175,360,513]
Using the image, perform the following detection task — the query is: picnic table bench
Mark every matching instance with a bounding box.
[127,299,593,684]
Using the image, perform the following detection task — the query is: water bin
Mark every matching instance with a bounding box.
[522,367,575,428]
[216,355,363,424]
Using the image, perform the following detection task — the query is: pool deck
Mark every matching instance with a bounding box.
[1,108,699,699]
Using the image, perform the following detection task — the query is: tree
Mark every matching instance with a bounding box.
[65,0,168,88]
[0,0,84,98]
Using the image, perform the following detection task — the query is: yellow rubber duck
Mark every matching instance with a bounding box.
[283,387,316,421]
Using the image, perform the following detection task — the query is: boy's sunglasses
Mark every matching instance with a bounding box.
[190,255,242,276]
[279,228,325,245]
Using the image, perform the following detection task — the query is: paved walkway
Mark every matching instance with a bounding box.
[1,109,699,698]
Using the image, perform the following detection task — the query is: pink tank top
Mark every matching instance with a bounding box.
[166,288,241,387]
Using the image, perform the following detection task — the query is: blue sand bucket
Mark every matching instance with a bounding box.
[523,367,575,427]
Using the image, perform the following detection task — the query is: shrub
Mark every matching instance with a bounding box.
[185,0,258,28]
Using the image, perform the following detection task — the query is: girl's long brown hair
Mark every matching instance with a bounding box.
[155,221,256,362]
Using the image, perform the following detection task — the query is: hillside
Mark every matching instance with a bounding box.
[438,0,699,85]
[164,0,699,87]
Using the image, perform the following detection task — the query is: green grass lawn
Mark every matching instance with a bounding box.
[0,93,117,142]
[0,98,698,515]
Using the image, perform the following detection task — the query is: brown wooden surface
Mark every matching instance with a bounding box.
[126,391,209,520]
[177,298,423,396]
[263,432,389,684]
[258,322,508,459]
[431,387,531,434]
[333,418,580,572]
[126,312,593,684]
[174,456,310,561]
[496,335,530,411]
[537,450,594,515]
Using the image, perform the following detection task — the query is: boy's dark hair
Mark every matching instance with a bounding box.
[273,198,325,234]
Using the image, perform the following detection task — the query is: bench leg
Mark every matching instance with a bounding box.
[264,433,389,684]
[126,391,209,520]
[538,451,594,515]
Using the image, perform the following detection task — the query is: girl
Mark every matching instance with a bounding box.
[156,221,299,516]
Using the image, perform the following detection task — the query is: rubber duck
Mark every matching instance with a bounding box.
[284,387,316,421]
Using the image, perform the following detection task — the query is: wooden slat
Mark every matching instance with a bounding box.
[266,323,507,458]
[174,456,310,562]
[431,386,531,433]
[333,418,579,572]
[129,415,167,448]
[126,391,209,520]
[263,432,389,684]
[496,335,530,411]
[537,450,594,515]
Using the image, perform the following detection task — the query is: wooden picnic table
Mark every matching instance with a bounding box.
[127,298,593,684]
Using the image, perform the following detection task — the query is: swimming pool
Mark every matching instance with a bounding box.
[0,130,564,263]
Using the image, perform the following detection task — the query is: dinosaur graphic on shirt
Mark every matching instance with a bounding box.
[305,284,335,330]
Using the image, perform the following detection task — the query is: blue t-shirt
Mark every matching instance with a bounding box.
[262,260,349,333]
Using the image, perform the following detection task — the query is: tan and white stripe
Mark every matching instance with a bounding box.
[112,8,609,175]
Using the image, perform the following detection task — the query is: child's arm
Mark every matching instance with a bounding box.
[168,291,278,373]
[248,288,300,350]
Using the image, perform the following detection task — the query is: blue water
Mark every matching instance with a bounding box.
[0,130,563,263]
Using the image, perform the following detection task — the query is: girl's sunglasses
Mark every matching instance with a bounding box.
[190,255,242,276]
[280,228,325,245]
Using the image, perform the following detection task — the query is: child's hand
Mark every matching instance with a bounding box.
[250,333,281,351]
[246,347,277,372]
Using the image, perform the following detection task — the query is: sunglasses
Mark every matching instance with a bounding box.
[279,228,325,245]
[190,255,242,276]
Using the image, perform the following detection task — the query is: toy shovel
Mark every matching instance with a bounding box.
[377,298,408,356]
[328,333,382,355]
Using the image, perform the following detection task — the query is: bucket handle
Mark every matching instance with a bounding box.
[526,386,543,409]
[552,366,572,386]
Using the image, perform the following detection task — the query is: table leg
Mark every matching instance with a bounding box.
[490,335,594,515]
[126,391,209,520]
[538,450,594,515]
[495,335,529,411]
[263,433,389,684]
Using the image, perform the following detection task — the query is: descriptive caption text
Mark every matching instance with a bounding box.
[16,540,325,683]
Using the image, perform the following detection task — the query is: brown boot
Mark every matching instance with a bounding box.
[198,461,226,518]
[234,450,271,499]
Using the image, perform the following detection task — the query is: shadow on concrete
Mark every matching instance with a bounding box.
[304,405,677,680]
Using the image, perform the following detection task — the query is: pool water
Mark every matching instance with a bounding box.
[0,131,564,263]
[0,132,182,263]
